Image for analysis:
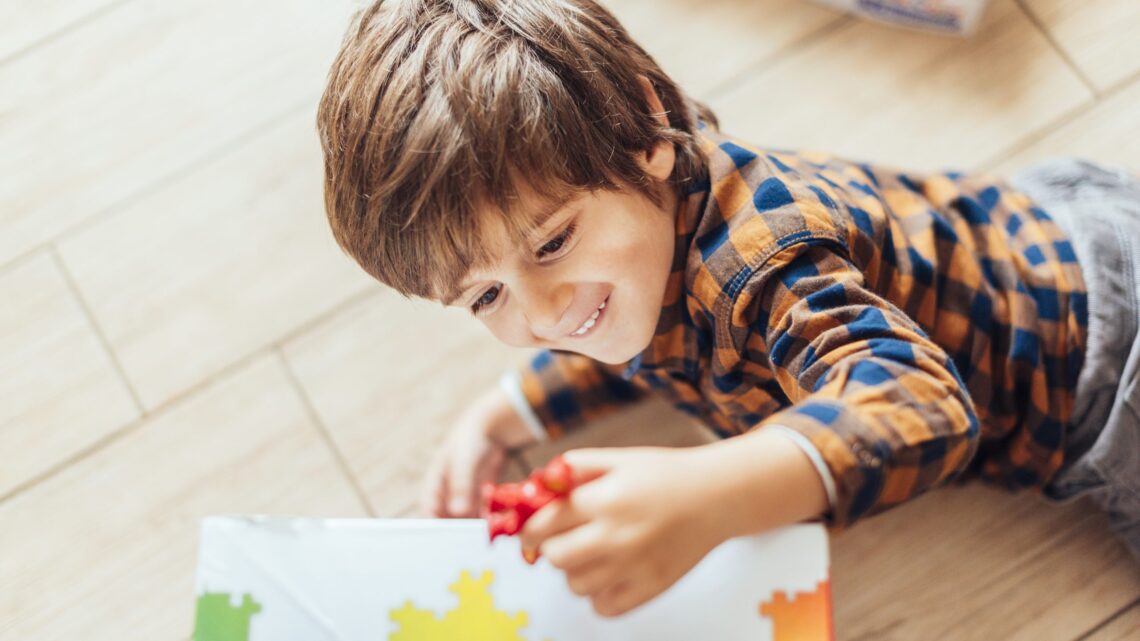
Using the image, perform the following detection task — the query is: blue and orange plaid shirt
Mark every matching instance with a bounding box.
[501,123,1088,530]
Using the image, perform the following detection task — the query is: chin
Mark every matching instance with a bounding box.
[591,327,656,365]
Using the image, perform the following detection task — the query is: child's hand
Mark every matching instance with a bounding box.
[420,384,539,518]
[517,446,731,617]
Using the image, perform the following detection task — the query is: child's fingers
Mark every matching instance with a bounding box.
[475,446,505,498]
[562,552,619,597]
[419,448,450,517]
[446,443,485,517]
[561,448,630,484]
[518,497,589,551]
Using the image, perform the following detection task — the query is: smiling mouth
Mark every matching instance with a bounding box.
[568,297,608,338]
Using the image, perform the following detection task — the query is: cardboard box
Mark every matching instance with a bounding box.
[192,516,833,640]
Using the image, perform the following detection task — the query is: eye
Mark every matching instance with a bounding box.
[470,284,501,315]
[536,222,577,259]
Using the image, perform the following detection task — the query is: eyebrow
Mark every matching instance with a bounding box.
[443,197,573,306]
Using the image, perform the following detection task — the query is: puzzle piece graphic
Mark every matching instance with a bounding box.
[759,579,834,641]
[389,570,551,641]
[193,592,262,641]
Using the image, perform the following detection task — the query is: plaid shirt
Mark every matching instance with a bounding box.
[503,124,1088,530]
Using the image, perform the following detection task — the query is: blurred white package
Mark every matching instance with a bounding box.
[813,0,992,35]
[191,516,833,641]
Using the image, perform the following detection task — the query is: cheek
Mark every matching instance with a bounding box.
[483,313,532,347]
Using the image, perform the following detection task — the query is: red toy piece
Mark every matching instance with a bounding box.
[481,455,575,564]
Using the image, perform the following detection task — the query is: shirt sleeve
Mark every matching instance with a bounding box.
[502,349,650,441]
[730,241,981,530]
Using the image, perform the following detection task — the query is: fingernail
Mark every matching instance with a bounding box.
[449,498,467,515]
[522,547,538,564]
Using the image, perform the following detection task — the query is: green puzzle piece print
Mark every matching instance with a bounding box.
[194,592,262,641]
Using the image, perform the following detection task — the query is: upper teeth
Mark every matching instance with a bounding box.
[571,300,606,336]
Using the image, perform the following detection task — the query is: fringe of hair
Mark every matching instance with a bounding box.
[317,0,714,302]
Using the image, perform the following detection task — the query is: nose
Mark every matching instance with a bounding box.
[518,276,573,338]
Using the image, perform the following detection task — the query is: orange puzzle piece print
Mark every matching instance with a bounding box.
[759,579,834,641]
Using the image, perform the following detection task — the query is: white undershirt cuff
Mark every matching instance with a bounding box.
[765,424,839,511]
[498,370,550,443]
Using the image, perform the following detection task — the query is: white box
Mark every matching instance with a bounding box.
[192,516,834,640]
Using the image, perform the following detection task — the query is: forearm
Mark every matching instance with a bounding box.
[472,382,543,450]
[696,426,830,541]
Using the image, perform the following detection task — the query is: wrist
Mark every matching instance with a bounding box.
[695,426,830,541]
[477,384,541,450]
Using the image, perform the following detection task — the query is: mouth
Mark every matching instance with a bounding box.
[567,296,608,338]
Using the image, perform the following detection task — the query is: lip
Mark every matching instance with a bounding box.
[567,296,609,339]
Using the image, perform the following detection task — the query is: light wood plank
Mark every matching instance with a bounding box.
[0,355,366,641]
[1085,601,1140,641]
[1021,0,1140,92]
[0,252,137,498]
[283,292,534,517]
[988,75,1140,174]
[57,109,374,410]
[708,0,1093,173]
[0,0,121,62]
[832,484,1140,641]
[0,0,354,267]
[604,0,846,97]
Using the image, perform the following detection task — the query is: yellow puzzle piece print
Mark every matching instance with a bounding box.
[389,570,551,641]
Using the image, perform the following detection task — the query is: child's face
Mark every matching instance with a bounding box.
[446,181,678,365]
[443,77,679,364]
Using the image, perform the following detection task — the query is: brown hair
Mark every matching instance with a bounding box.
[317,0,715,303]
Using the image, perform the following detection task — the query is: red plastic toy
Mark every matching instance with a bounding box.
[481,455,575,564]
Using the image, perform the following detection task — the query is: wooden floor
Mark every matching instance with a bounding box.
[3,0,1139,638]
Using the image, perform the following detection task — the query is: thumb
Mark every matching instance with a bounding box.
[561,448,626,485]
[446,445,484,517]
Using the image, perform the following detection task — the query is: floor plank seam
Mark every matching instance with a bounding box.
[0,312,372,507]
[0,407,147,505]
[702,15,853,103]
[49,245,147,415]
[1073,595,1140,641]
[0,341,281,506]
[0,281,379,508]
[1097,65,1140,108]
[0,0,136,67]
[1012,0,1101,98]
[973,96,1097,174]
[272,286,378,354]
[0,92,319,276]
[275,348,378,518]
[975,64,1140,174]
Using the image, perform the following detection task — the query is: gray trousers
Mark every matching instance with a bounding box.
[1010,158,1140,562]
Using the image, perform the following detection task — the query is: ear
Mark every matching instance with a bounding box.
[637,75,676,183]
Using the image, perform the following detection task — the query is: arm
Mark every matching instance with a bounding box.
[515,435,828,618]
[519,242,981,616]
[424,351,647,519]
[692,425,830,540]
[732,241,981,528]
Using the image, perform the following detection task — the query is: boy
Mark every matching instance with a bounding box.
[317,0,1140,617]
